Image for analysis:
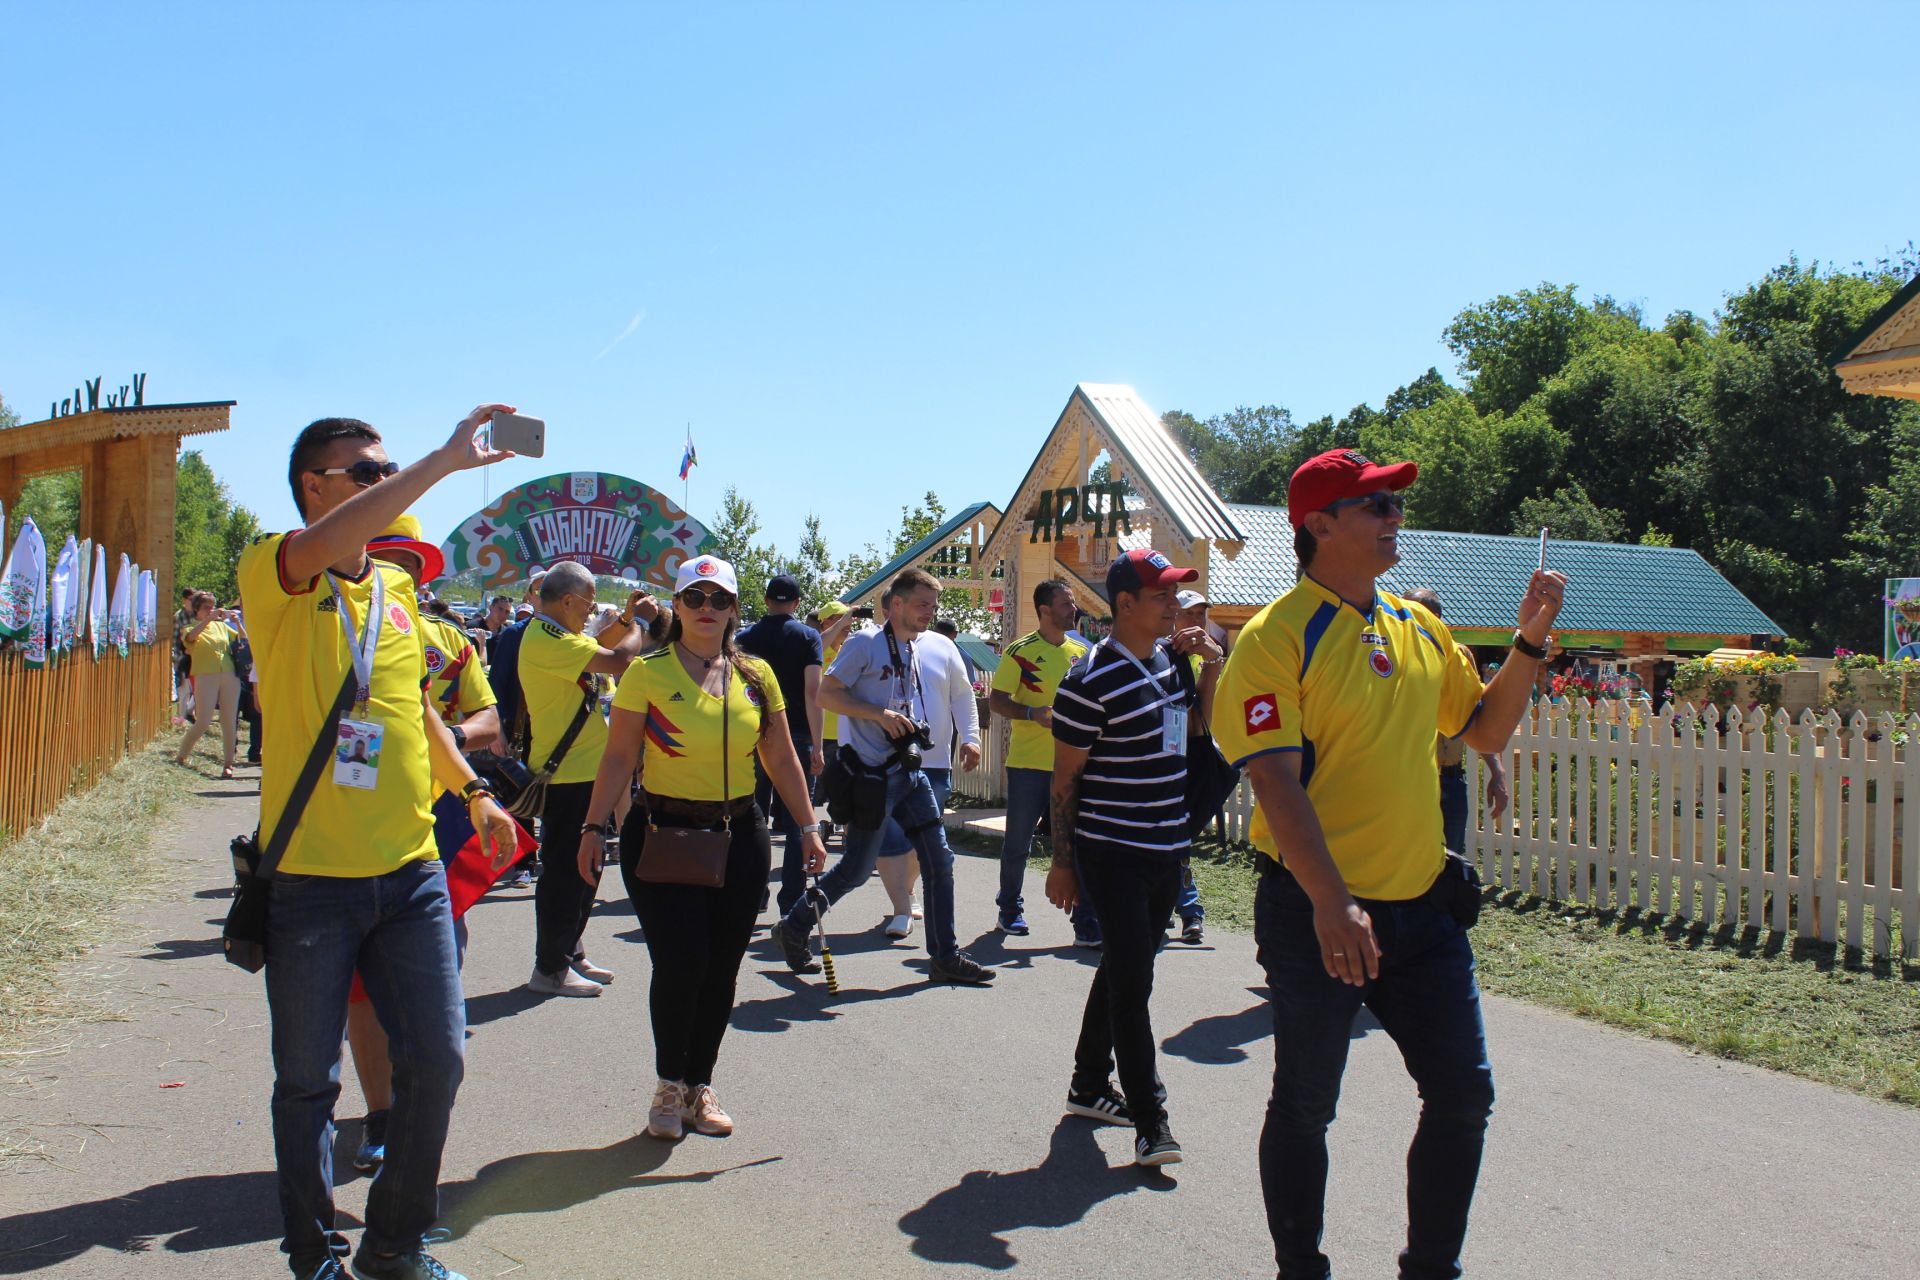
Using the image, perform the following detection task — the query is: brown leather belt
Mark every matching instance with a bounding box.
[642,790,757,827]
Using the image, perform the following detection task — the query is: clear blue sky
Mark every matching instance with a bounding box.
[4,3,1913,570]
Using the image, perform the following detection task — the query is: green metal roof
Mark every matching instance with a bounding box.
[1209,504,1783,637]
[838,501,997,605]
[954,632,999,674]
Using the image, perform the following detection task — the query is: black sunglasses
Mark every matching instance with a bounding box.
[678,586,736,611]
[313,460,401,487]
[1324,491,1405,519]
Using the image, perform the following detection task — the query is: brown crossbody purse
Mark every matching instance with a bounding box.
[633,659,734,888]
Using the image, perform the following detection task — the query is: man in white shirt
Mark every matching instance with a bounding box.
[872,611,981,938]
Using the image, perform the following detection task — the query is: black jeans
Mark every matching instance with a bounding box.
[534,781,599,975]
[1071,844,1182,1134]
[619,804,771,1086]
[1255,865,1495,1280]
[754,732,811,916]
[1439,768,1467,854]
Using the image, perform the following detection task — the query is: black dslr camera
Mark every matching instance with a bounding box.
[892,719,937,771]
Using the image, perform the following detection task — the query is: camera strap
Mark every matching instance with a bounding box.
[882,623,926,720]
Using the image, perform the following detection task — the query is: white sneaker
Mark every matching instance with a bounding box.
[647,1079,687,1139]
[528,965,602,997]
[910,897,923,920]
[883,913,913,939]
[571,956,614,984]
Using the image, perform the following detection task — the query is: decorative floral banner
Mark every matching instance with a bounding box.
[440,471,713,592]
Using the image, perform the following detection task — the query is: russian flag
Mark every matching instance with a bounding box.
[433,791,539,915]
[678,433,697,481]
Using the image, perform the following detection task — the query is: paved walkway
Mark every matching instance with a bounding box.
[3,779,1918,1278]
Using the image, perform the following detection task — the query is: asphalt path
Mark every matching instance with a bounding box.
[3,779,1918,1278]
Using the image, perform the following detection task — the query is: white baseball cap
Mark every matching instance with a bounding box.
[1176,589,1209,609]
[674,554,740,597]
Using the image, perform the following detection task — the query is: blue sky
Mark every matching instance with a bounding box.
[4,3,1913,570]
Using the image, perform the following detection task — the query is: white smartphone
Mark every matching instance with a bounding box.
[1537,526,1549,572]
[489,411,546,458]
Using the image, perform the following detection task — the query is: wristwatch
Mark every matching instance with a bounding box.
[588,818,619,838]
[1511,630,1550,660]
[800,822,823,835]
[450,724,467,751]
[461,776,494,800]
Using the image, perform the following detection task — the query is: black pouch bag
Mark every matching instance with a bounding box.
[1171,654,1241,840]
[222,671,357,972]
[1425,850,1484,929]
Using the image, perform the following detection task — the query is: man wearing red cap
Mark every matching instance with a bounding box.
[1213,449,1567,1280]
[1047,547,1222,1168]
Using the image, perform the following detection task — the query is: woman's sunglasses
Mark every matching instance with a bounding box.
[1324,491,1406,519]
[678,587,736,611]
[312,460,402,487]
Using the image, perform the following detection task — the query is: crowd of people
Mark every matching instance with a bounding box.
[206,406,1568,1280]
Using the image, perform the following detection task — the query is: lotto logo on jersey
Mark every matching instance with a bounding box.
[1244,694,1278,733]
[388,604,412,634]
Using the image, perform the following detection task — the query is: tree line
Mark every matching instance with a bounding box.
[1160,254,1920,653]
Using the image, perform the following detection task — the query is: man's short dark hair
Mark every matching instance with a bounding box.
[288,418,381,519]
[884,567,939,603]
[1033,579,1071,610]
[1402,587,1441,618]
[1294,524,1316,571]
[932,619,959,638]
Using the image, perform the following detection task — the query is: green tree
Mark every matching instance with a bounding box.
[174,450,263,602]
[778,514,837,609]
[9,471,80,550]
[709,485,779,619]
[1444,283,1645,417]
[1512,482,1628,544]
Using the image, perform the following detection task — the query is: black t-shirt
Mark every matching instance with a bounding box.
[737,614,824,743]
[1051,639,1192,856]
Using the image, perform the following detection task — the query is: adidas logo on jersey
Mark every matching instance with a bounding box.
[669,691,685,701]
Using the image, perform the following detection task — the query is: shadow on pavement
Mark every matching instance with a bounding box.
[465,985,546,1028]
[731,970,938,1033]
[133,936,227,962]
[1162,994,1379,1066]
[0,1170,361,1273]
[441,1135,780,1238]
[896,1118,1171,1269]
[962,930,1100,973]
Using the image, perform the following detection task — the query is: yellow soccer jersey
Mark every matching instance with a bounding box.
[189,619,237,677]
[1212,578,1483,900]
[819,640,842,740]
[520,618,611,786]
[613,648,784,801]
[420,614,495,724]
[237,534,437,877]
[989,630,1088,772]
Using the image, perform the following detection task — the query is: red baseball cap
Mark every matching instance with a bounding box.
[1287,449,1418,527]
[1106,547,1199,598]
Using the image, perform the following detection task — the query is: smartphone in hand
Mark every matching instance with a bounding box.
[489,411,546,458]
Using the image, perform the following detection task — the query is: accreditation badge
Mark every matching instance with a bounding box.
[1162,704,1188,753]
[334,717,386,790]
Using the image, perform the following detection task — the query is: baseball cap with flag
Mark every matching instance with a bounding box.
[366,514,446,584]
[674,554,739,597]
[1105,547,1198,599]
[1287,449,1418,527]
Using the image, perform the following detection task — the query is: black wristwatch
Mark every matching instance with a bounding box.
[588,817,619,838]
[450,724,467,751]
[461,777,494,801]
[1511,631,1550,661]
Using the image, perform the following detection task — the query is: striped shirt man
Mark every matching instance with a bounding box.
[1051,638,1191,856]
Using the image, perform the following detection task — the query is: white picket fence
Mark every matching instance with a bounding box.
[1218,699,1920,960]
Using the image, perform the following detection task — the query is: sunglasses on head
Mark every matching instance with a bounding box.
[1325,491,1406,519]
[678,586,736,611]
[313,460,401,487]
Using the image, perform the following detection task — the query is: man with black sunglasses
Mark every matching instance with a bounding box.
[1213,448,1568,1280]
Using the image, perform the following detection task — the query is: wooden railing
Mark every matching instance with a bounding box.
[0,643,170,846]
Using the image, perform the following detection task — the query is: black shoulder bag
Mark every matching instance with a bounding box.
[1172,648,1242,841]
[498,682,597,819]
[222,669,358,972]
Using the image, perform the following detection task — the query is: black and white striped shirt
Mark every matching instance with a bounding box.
[1051,639,1191,856]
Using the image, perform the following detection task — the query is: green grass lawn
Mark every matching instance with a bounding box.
[947,826,1920,1107]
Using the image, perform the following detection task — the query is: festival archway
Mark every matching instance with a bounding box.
[439,472,713,591]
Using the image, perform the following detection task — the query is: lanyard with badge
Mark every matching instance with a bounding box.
[328,570,386,791]
[1102,638,1187,754]
[882,624,926,722]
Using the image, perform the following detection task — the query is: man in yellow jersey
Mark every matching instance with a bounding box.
[1212,448,1566,1280]
[240,409,519,1280]
[986,578,1094,940]
[519,560,654,997]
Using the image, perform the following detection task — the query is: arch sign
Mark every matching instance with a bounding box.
[440,472,714,591]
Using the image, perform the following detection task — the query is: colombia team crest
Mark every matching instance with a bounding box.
[1369,649,1394,678]
[423,644,448,675]
[388,603,412,634]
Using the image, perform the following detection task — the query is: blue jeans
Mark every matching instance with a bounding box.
[880,767,949,855]
[757,733,812,915]
[997,766,1096,932]
[1178,859,1204,923]
[784,767,959,963]
[1439,769,1468,854]
[265,858,466,1274]
[1254,866,1493,1280]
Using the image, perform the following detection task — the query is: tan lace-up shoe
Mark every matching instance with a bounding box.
[646,1080,687,1139]
[681,1084,734,1136]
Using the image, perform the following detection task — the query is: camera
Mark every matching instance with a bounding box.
[891,719,937,771]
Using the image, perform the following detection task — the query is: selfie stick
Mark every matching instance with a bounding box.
[808,872,839,995]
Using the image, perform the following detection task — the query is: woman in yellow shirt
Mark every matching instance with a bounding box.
[578,555,825,1141]
[175,590,245,777]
